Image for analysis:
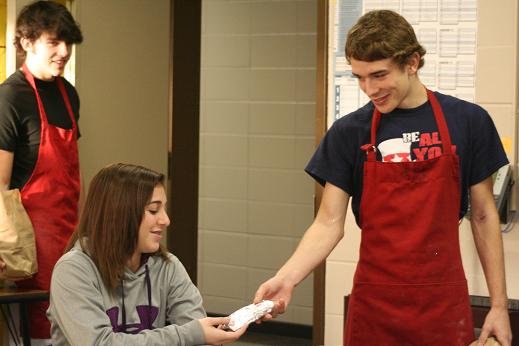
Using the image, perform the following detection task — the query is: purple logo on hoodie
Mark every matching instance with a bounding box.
[106,305,159,333]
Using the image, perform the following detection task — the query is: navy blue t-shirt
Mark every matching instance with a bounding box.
[305,91,509,226]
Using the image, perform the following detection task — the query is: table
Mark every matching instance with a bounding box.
[0,287,49,346]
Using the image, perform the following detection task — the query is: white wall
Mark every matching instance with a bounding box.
[73,0,170,188]
[198,0,317,325]
[323,1,519,344]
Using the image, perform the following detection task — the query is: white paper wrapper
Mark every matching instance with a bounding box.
[227,300,275,331]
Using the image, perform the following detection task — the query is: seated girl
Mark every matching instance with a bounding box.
[48,163,246,345]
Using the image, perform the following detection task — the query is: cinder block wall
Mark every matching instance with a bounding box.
[198,0,317,325]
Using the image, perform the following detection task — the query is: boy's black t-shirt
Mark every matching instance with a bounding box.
[0,70,80,189]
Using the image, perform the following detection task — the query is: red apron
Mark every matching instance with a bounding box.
[16,64,80,339]
[344,90,474,345]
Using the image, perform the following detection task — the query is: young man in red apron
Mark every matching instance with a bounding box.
[254,10,512,346]
[0,1,83,344]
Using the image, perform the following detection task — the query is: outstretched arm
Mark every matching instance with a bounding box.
[469,176,512,346]
[254,182,349,317]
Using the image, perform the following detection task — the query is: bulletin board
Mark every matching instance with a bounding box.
[328,0,479,128]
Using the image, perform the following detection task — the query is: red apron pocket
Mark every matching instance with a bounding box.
[345,282,474,346]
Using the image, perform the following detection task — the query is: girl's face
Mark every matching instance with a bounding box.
[133,185,170,261]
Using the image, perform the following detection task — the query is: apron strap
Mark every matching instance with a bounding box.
[426,89,452,154]
[21,64,77,134]
[55,77,78,137]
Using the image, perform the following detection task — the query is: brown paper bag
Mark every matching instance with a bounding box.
[0,189,37,279]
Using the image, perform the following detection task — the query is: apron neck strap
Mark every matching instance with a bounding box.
[426,89,452,153]
[362,88,453,162]
[21,63,77,130]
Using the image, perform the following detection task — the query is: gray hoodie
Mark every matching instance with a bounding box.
[48,241,207,345]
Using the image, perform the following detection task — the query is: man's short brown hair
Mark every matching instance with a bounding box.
[345,10,426,69]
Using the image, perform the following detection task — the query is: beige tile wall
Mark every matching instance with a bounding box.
[323,1,519,344]
[198,0,317,325]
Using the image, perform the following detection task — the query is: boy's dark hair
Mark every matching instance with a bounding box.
[345,10,426,69]
[15,0,83,57]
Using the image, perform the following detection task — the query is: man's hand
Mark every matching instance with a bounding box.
[0,258,26,281]
[476,306,512,346]
[0,258,10,280]
[253,276,292,321]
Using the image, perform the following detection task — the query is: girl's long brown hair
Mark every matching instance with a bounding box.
[67,163,169,291]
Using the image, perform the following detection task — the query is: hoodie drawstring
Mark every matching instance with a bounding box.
[120,263,154,332]
[145,264,154,330]
[120,278,127,331]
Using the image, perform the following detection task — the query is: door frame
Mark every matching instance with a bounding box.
[312,1,329,345]
[167,0,201,284]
